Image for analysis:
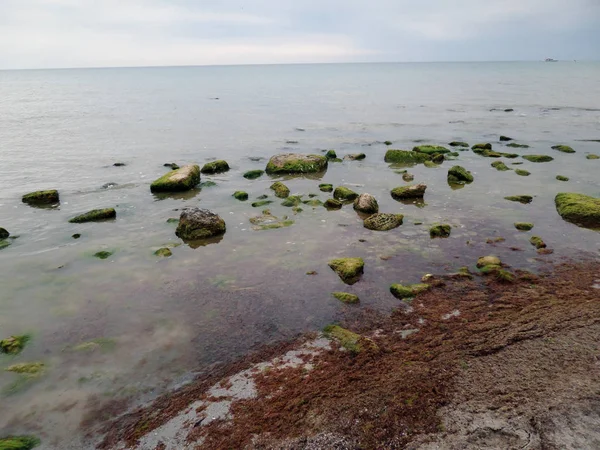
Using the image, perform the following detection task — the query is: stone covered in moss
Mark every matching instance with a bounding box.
[270,181,290,198]
[0,228,9,240]
[200,160,229,174]
[586,154,599,160]
[505,195,533,204]
[164,163,180,170]
[402,172,415,182]
[423,160,440,168]
[391,183,427,199]
[384,150,431,164]
[332,292,359,304]
[154,248,172,257]
[430,223,451,238]
[243,170,264,179]
[328,257,364,285]
[265,153,328,174]
[323,325,376,353]
[389,283,430,300]
[477,256,501,269]
[150,165,200,193]
[363,213,404,231]
[6,362,44,375]
[302,199,323,207]
[506,143,529,148]
[555,193,600,229]
[281,196,302,207]
[499,135,513,141]
[249,210,294,231]
[252,200,273,208]
[447,165,474,184]
[0,435,41,450]
[353,193,379,214]
[22,190,59,206]
[69,208,116,223]
[515,169,530,176]
[94,251,113,260]
[233,191,248,201]
[551,145,575,153]
[449,141,469,147]
[556,175,569,182]
[0,335,30,355]
[176,208,226,240]
[333,187,359,202]
[0,240,11,251]
[324,150,337,159]
[491,160,511,171]
[514,222,534,231]
[324,199,343,210]
[522,155,553,163]
[319,183,333,192]
[472,143,492,150]
[413,145,450,155]
[529,236,546,249]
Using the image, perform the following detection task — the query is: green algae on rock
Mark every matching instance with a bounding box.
[447,165,474,184]
[506,142,530,148]
[353,193,379,214]
[332,292,360,304]
[270,181,290,198]
[389,283,430,300]
[491,160,511,171]
[477,255,501,268]
[94,251,113,260]
[514,222,534,231]
[69,208,116,223]
[384,149,431,164]
[522,155,554,163]
[556,175,569,182]
[499,135,513,141]
[0,240,11,251]
[555,193,600,229]
[154,248,172,257]
[265,153,328,174]
[423,160,439,168]
[586,154,600,160]
[22,190,59,206]
[249,210,294,231]
[0,435,41,450]
[429,223,451,238]
[530,236,547,249]
[551,145,575,153]
[302,199,323,207]
[505,195,533,204]
[333,186,359,202]
[323,325,376,353]
[413,145,450,155]
[6,362,45,375]
[176,208,226,240]
[384,140,393,146]
[150,164,200,192]
[243,170,264,180]
[391,183,427,200]
[319,183,333,192]
[328,257,364,285]
[200,160,229,174]
[232,191,248,201]
[0,335,30,355]
[448,141,469,148]
[281,195,303,207]
[363,213,404,231]
[324,199,343,210]
[0,227,9,240]
[515,169,531,176]
[472,143,492,150]
[325,150,337,159]
[251,200,273,208]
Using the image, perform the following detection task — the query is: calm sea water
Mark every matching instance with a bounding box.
[1,62,599,448]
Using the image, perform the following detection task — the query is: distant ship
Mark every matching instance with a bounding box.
[545,58,558,62]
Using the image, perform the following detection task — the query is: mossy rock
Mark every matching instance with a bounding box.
[302,199,323,207]
[473,148,519,158]
[231,191,248,202]
[252,200,273,208]
[391,183,426,200]
[431,153,445,164]
[328,257,364,285]
[0,335,30,355]
[447,165,474,184]
[586,154,599,160]
[6,362,44,375]
[281,196,302,207]
[319,183,333,192]
[389,283,430,300]
[332,292,360,304]
[423,160,439,168]
[333,187,358,202]
[556,175,569,182]
[402,173,415,182]
[323,325,376,353]
[384,141,393,146]
[249,210,294,231]
[0,435,41,450]
[176,208,226,240]
[551,145,575,153]
[0,240,11,251]
[344,153,366,161]
[265,153,328,174]
[0,228,9,240]
[150,165,200,192]
[164,163,180,170]
[363,213,403,231]
[477,255,501,268]
[505,195,533,204]
[491,160,511,171]
[72,338,116,353]
[199,181,217,188]
[94,251,113,260]
[530,236,547,249]
[499,135,513,141]
[353,193,379,214]
[154,248,172,257]
[522,155,553,163]
[69,208,116,223]
[555,193,600,229]
[506,143,530,148]
[200,160,229,174]
[384,150,431,164]
[325,150,337,159]
[413,145,450,154]
[243,170,264,180]
[22,190,59,206]
[324,199,342,210]
[430,223,451,238]
[515,169,530,176]
[472,143,492,150]
[270,181,290,198]
[448,141,469,148]
[514,222,534,231]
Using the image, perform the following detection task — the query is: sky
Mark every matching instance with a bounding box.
[0,0,599,69]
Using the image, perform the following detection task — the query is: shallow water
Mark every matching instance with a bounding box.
[0,62,599,447]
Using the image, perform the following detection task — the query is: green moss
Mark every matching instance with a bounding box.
[472,143,492,150]
[154,248,172,257]
[199,181,217,188]
[530,236,547,249]
[391,183,427,199]
[551,145,575,153]
[243,170,264,179]
[390,283,430,300]
[491,160,511,171]
[22,190,59,206]
[505,195,533,204]
[325,150,337,159]
[384,140,393,146]
[328,257,364,285]
[0,335,31,355]
[586,154,599,160]
[323,325,375,353]
[324,199,342,210]
[302,199,323,207]
[555,193,600,229]
[281,196,302,207]
[72,338,116,352]
[514,222,534,231]
[448,141,469,147]
[384,150,431,164]
[556,175,569,182]
[333,187,358,201]
[522,155,554,163]
[447,165,474,184]
[94,251,113,260]
[233,191,248,201]
[0,435,41,450]
[477,255,501,268]
[270,181,290,198]
[429,223,451,238]
[479,264,502,275]
[472,148,519,158]
[413,145,450,154]
[423,160,439,168]
[331,292,360,304]
[265,154,328,174]
[0,240,11,251]
[5,362,44,375]
[150,165,201,192]
[166,218,179,224]
[319,183,333,192]
[506,143,530,148]
[251,200,273,208]
[515,169,530,176]
[69,208,116,223]
[200,160,229,174]
[495,269,515,283]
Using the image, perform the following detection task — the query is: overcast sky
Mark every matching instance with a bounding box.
[0,0,599,69]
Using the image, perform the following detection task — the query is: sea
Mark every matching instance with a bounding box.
[0,62,599,448]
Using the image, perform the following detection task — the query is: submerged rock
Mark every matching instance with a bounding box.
[556,175,569,182]
[265,153,328,174]
[332,292,360,304]
[233,191,249,201]
[447,166,474,184]
[477,255,501,268]
[252,200,273,208]
[0,335,30,355]
[324,199,343,210]
[391,183,427,199]
[522,155,554,163]
[303,199,323,207]
[491,160,511,171]
[69,208,116,223]
[505,195,533,204]
[448,141,469,147]
[281,196,302,207]
[164,163,180,170]
[423,160,439,168]
[390,283,430,300]
[384,150,431,164]
[586,154,600,160]
[270,181,290,198]
[506,143,530,148]
[344,153,366,161]
[324,150,337,159]
[328,257,364,285]
[249,211,294,231]
[402,172,415,182]
[6,362,44,375]
[94,251,113,260]
[319,183,333,192]
[150,165,200,192]
[363,213,404,231]
[499,135,513,141]
[515,169,531,176]
[0,227,9,240]
[323,325,376,353]
[102,182,118,189]
[472,143,492,150]
[555,192,600,229]
[333,187,359,202]
[200,160,230,174]
[353,193,379,214]
[384,141,393,146]
[22,190,59,206]
[0,435,40,450]
[430,223,451,238]
[176,208,226,240]
[515,222,534,231]
[154,248,172,257]
[243,170,264,179]
[551,145,575,153]
[530,236,547,249]
[413,145,450,154]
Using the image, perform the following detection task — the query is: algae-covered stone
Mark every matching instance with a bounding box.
[430,223,451,238]
[154,248,172,257]
[0,228,9,240]
[384,150,431,164]
[252,200,273,208]
[402,172,415,182]
[324,199,343,210]
[391,183,427,200]
[413,145,450,155]
[515,222,534,231]
[150,164,200,192]
[515,169,530,176]
[477,255,501,268]
[555,193,600,229]
[556,175,569,182]
[233,191,248,201]
[243,170,264,180]
[69,208,116,223]
[505,195,533,204]
[333,187,358,202]
[22,190,59,206]
[0,435,41,450]
[323,325,376,353]
[447,166,474,184]
[164,163,180,170]
[265,153,328,174]
[390,283,430,300]
[281,196,302,207]
[472,143,492,150]
[319,183,333,192]
[353,193,379,214]
[522,155,553,163]
[332,292,360,304]
[200,160,229,174]
[551,145,575,153]
[344,153,366,161]
[431,153,445,164]
[364,213,404,231]
[586,154,599,160]
[0,335,30,355]
[449,141,469,148]
[423,160,439,168]
[328,257,364,285]
[491,160,511,171]
[270,181,290,198]
[0,240,11,251]
[94,251,113,260]
[530,236,547,249]
[6,362,44,375]
[302,199,323,207]
[325,150,337,159]
[176,208,226,240]
[499,135,513,141]
[506,143,530,148]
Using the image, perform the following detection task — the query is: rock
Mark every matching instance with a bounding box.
[384,141,393,146]
[344,153,366,161]
[431,153,445,164]
[402,173,415,182]
[176,208,226,240]
[477,255,501,268]
[243,170,264,179]
[102,182,118,189]
[0,436,40,450]
[150,164,200,192]
[530,236,547,249]
[319,183,333,192]
[323,325,376,353]
[363,213,404,231]
[0,240,11,251]
[324,199,343,210]
[423,160,439,168]
[164,163,180,170]
[384,150,431,164]
[333,187,359,202]
[506,143,529,148]
[154,248,172,257]
[391,183,427,199]
[522,155,553,163]
[22,190,59,206]
[332,292,360,304]
[551,145,575,153]
[281,196,302,207]
[447,166,474,184]
[113,162,126,167]
[353,193,379,214]
[166,218,179,224]
[448,141,469,147]
[252,200,273,208]
[491,160,511,171]
[555,193,600,229]
[303,199,323,207]
[430,223,451,238]
[249,210,294,231]
[505,195,533,204]
[472,143,492,150]
[69,208,116,223]
[499,136,513,141]
[586,154,600,160]
[199,181,217,188]
[233,191,249,201]
[200,160,230,174]
[72,233,81,239]
[504,108,514,112]
[328,257,364,285]
[265,153,328,174]
[0,228,9,240]
[389,283,430,300]
[413,145,450,154]
[515,169,530,176]
[514,222,534,231]
[94,251,113,260]
[0,335,30,355]
[324,150,337,159]
[270,181,290,198]
[556,175,569,181]
[6,362,44,375]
